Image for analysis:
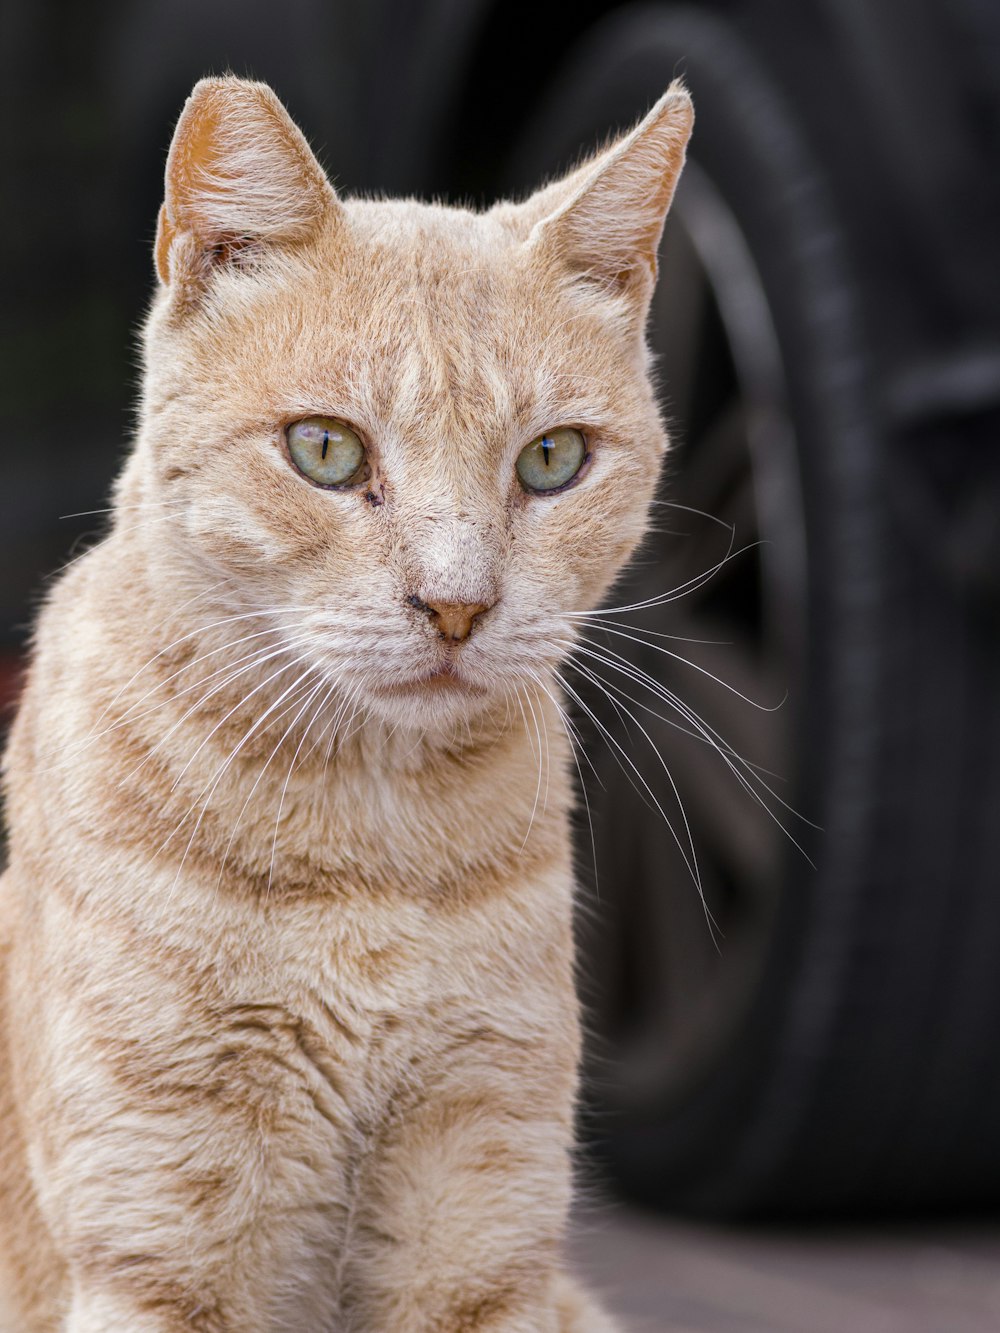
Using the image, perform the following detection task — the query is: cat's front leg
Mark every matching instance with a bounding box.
[29,1081,310,1333]
[346,1028,621,1333]
[63,1287,205,1333]
[6,898,355,1333]
[24,1021,351,1333]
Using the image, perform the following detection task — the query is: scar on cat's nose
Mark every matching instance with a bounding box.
[407,595,493,642]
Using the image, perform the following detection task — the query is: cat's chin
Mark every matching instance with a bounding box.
[365,667,499,730]
[380,663,487,696]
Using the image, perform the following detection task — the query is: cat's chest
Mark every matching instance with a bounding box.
[198,879,549,1132]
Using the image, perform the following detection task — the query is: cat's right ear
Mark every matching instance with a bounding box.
[155,77,339,288]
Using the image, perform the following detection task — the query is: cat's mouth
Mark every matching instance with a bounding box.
[379,660,487,696]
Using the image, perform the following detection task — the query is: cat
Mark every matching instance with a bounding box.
[0,75,691,1331]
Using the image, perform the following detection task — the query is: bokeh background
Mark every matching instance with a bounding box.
[3,0,1000,1325]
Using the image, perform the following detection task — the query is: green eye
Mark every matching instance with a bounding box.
[286,417,368,488]
[516,428,587,494]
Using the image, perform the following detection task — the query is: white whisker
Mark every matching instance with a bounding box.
[266,678,332,897]
[512,687,544,852]
[522,667,603,904]
[113,635,318,791]
[580,625,785,712]
[156,663,322,917]
[164,646,320,796]
[568,642,817,860]
[555,669,719,943]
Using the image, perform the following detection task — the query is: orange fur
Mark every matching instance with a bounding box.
[0,77,691,1330]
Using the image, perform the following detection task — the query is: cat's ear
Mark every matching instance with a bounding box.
[155,77,338,286]
[525,82,693,313]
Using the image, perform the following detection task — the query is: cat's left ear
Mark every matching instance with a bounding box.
[155,76,339,287]
[525,82,693,315]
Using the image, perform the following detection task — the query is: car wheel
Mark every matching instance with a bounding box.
[500,4,992,1217]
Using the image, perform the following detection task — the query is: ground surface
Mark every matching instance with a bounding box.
[572,1203,1000,1332]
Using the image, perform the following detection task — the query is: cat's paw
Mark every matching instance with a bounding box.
[552,1274,621,1333]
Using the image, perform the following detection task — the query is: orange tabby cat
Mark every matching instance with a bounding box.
[0,77,691,1331]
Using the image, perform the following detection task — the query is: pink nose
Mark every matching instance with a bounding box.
[408,596,493,642]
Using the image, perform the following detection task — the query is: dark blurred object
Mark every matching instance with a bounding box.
[2,0,999,1219]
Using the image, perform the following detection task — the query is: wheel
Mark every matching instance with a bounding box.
[502,4,1000,1217]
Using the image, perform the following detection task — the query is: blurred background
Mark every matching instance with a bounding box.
[2,0,1000,1325]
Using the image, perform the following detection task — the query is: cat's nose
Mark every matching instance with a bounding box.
[408,596,493,642]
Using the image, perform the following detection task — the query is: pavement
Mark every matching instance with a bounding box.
[571,1202,1000,1332]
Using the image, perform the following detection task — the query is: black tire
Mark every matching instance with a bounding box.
[504,5,1000,1217]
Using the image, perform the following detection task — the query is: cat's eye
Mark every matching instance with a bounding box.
[516,428,587,494]
[286,417,369,488]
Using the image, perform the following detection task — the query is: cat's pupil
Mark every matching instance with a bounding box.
[542,438,552,465]
[321,430,329,461]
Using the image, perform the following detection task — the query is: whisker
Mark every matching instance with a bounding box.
[565,662,707,911]
[571,613,727,647]
[579,626,786,712]
[65,628,302,767]
[113,635,318,791]
[157,663,322,913]
[58,501,186,520]
[163,645,320,795]
[566,639,774,774]
[573,637,793,792]
[221,678,351,888]
[266,677,333,897]
[298,679,354,767]
[84,602,313,740]
[646,498,739,532]
[526,679,552,817]
[320,682,365,779]
[110,624,297,723]
[513,688,544,852]
[569,643,818,859]
[571,536,764,621]
[522,667,602,904]
[555,669,718,943]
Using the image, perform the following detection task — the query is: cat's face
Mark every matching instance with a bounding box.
[133,79,692,729]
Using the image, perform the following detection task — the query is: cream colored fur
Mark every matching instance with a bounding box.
[0,77,691,1331]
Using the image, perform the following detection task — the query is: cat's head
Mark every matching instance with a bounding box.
[128,77,691,729]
